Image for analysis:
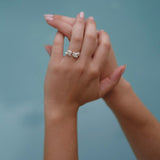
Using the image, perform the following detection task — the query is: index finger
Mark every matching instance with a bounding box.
[44,14,75,26]
[51,31,64,62]
[53,15,75,26]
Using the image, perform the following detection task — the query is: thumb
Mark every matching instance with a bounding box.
[99,65,126,97]
[44,45,52,56]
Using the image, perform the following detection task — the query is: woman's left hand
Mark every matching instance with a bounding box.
[44,12,125,116]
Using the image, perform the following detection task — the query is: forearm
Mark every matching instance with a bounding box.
[44,103,79,160]
[104,78,160,160]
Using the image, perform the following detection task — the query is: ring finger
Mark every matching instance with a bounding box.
[65,12,85,62]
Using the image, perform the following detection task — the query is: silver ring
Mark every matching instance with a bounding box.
[65,50,80,59]
[72,52,80,58]
[65,50,72,56]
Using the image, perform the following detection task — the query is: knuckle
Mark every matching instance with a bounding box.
[75,64,85,73]
[86,33,96,41]
[48,61,70,73]
[48,62,59,72]
[54,45,62,51]
[72,34,82,43]
[60,64,70,72]
[103,31,110,39]
[67,29,72,38]
[102,40,111,50]
[53,65,60,72]
[100,32,111,50]
[77,18,84,24]
[68,31,72,41]
[53,40,61,46]
[89,67,99,78]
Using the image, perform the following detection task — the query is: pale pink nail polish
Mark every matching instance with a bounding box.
[88,16,94,20]
[44,16,54,21]
[80,11,84,18]
[44,14,54,17]
[44,14,54,21]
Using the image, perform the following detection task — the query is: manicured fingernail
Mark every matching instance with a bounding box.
[79,11,84,18]
[44,14,53,17]
[88,16,94,20]
[45,17,54,21]
[44,14,54,21]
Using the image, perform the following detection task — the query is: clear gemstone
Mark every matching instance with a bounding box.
[65,50,72,56]
[72,52,80,58]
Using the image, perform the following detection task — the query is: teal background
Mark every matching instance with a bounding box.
[0,0,160,159]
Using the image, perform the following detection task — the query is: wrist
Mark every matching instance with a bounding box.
[44,100,79,123]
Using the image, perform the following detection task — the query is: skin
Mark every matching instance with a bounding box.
[44,12,125,160]
[44,13,160,160]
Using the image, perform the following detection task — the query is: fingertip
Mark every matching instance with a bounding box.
[44,15,54,22]
[110,65,126,83]
[44,45,51,55]
[99,65,127,97]
[119,64,127,76]
[99,29,104,33]
[76,13,80,18]
[79,11,85,18]
[88,16,94,20]
[86,16,95,23]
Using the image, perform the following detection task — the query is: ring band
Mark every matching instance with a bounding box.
[65,50,80,58]
[72,52,80,58]
[65,50,72,56]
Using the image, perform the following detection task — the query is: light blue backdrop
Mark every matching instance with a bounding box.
[0,0,160,159]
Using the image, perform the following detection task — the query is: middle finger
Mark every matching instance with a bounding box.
[79,17,97,62]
